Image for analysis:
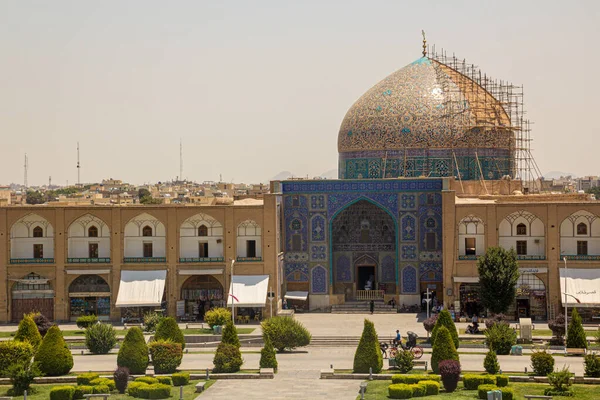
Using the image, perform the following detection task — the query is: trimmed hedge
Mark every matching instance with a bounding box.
[409,383,426,397]
[117,327,149,374]
[154,317,185,350]
[92,385,110,394]
[352,319,382,373]
[89,377,116,391]
[171,372,190,386]
[127,381,148,398]
[34,325,74,376]
[0,340,35,377]
[76,372,99,386]
[73,385,94,400]
[419,381,440,396]
[388,383,413,399]
[157,376,172,386]
[76,315,98,329]
[129,382,172,399]
[50,385,76,400]
[149,340,183,374]
[204,308,231,328]
[531,349,555,376]
[261,316,312,352]
[478,384,498,399]
[136,376,159,384]
[14,315,42,350]
[391,374,441,384]
[463,374,497,390]
[496,375,509,387]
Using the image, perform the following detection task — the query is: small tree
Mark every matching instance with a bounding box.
[85,323,117,354]
[439,359,461,393]
[261,316,311,352]
[6,361,42,396]
[353,319,382,373]
[204,308,232,328]
[14,315,42,350]
[431,326,459,374]
[484,350,500,374]
[117,327,149,374]
[548,314,566,345]
[566,308,587,349]
[221,320,240,348]
[213,342,243,373]
[154,317,186,350]
[477,246,520,314]
[34,325,73,376]
[259,334,278,371]
[431,309,459,348]
[423,314,438,337]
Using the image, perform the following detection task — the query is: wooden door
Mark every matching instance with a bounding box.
[11,298,54,322]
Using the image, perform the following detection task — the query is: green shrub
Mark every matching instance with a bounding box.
[204,308,232,328]
[89,377,116,391]
[113,366,129,394]
[50,385,76,400]
[391,374,440,384]
[259,334,278,371]
[431,309,459,348]
[84,322,117,354]
[388,383,413,399]
[34,325,74,376]
[463,374,496,390]
[478,384,498,399]
[499,387,515,400]
[0,340,35,377]
[76,315,98,329]
[548,365,572,393]
[431,326,459,374]
[149,340,183,374]
[530,348,555,376]
[76,372,100,385]
[566,308,587,349]
[213,342,243,373]
[137,383,172,399]
[156,376,172,385]
[584,352,600,377]
[261,316,312,352]
[135,376,159,384]
[495,375,509,387]
[419,380,440,396]
[171,372,190,386]
[117,327,149,374]
[352,319,382,373]
[6,360,42,396]
[73,385,94,400]
[221,320,240,348]
[127,381,147,398]
[92,384,110,394]
[544,388,574,397]
[439,360,460,393]
[484,350,500,374]
[14,315,42,350]
[394,349,414,373]
[484,322,516,355]
[409,383,425,397]
[154,317,185,350]
[144,312,165,333]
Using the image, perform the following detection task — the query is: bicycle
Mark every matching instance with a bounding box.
[388,331,423,359]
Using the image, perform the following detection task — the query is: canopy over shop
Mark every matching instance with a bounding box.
[116,270,167,321]
[67,270,111,321]
[227,275,270,320]
[560,268,600,321]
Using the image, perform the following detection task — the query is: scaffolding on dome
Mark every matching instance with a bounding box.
[428,44,544,193]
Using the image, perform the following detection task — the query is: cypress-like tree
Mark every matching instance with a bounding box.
[154,317,185,350]
[221,320,240,348]
[117,327,149,374]
[259,334,278,371]
[14,315,42,350]
[431,309,459,349]
[353,319,382,373]
[477,246,520,314]
[483,350,500,374]
[566,308,587,349]
[34,325,73,376]
[431,326,459,374]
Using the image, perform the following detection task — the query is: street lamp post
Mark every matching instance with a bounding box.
[563,257,568,345]
[425,288,432,338]
[230,259,236,325]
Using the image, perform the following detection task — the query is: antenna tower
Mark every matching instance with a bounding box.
[24,154,28,189]
[49,176,52,188]
[77,142,81,185]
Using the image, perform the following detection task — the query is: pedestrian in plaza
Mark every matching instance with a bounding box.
[369,300,375,314]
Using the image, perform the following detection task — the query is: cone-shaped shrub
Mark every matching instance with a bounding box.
[221,320,240,348]
[484,350,500,374]
[14,315,42,350]
[149,340,183,374]
[259,334,278,371]
[431,309,459,349]
[353,319,383,373]
[117,327,149,374]
[34,325,73,376]
[154,317,185,350]
[566,308,587,349]
[213,342,243,373]
[431,326,459,374]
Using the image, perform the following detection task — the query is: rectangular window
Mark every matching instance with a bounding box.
[89,243,99,259]
[516,240,527,255]
[426,232,436,251]
[292,196,300,207]
[577,241,588,256]
[360,229,370,243]
[427,193,435,205]
[33,244,44,259]
[143,242,153,258]
[465,238,476,255]
[292,235,302,251]
[246,240,257,257]
[199,242,209,258]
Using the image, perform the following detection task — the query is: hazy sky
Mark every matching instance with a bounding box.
[1,1,598,186]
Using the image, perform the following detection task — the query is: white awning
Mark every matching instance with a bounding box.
[560,268,600,307]
[454,277,479,283]
[284,291,308,301]
[178,268,223,276]
[66,269,111,275]
[227,275,269,308]
[116,270,166,308]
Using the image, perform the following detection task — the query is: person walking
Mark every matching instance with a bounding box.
[369,300,375,314]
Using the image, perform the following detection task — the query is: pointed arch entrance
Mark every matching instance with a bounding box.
[331,199,397,300]
[11,273,54,322]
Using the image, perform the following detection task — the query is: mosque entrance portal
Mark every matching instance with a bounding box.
[357,266,375,291]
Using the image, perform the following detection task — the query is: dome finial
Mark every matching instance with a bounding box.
[421,30,427,57]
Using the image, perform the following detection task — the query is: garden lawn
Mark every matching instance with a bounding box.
[358,381,600,400]
[0,380,213,400]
